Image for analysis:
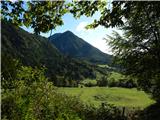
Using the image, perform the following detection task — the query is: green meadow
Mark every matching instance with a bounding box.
[58,87,155,108]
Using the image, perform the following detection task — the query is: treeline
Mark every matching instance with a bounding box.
[80,76,137,88]
[51,57,97,87]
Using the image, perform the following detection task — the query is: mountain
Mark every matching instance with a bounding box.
[2,21,61,70]
[2,21,107,87]
[49,31,112,64]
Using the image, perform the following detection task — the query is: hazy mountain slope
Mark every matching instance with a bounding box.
[49,31,112,64]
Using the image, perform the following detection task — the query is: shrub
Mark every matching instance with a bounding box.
[2,66,82,120]
[80,79,97,87]
[1,55,21,89]
[108,78,137,88]
[108,78,118,87]
[80,103,126,120]
[97,76,108,87]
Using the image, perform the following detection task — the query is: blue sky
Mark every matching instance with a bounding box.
[22,11,122,55]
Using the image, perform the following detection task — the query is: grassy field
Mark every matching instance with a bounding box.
[58,87,154,108]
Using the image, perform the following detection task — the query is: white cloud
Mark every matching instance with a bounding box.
[75,22,119,55]
[89,39,112,55]
[76,22,88,32]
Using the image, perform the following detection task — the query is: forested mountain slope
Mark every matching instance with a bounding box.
[49,31,112,64]
[2,21,106,86]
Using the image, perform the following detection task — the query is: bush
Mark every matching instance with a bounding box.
[97,76,108,87]
[108,78,137,88]
[80,103,126,120]
[2,66,82,120]
[108,78,118,87]
[80,79,97,87]
[1,55,21,89]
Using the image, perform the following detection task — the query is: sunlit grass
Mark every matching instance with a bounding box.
[58,87,155,108]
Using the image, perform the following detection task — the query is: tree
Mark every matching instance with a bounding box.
[2,65,83,120]
[97,76,108,87]
[1,54,21,89]
[104,2,160,102]
[70,1,160,101]
[1,1,107,34]
[1,1,68,34]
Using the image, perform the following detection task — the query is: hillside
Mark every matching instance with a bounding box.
[49,31,112,64]
[1,21,106,86]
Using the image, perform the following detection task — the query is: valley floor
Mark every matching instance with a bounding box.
[58,87,155,108]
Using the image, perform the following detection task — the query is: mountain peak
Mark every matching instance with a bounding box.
[63,30,74,35]
[49,31,112,64]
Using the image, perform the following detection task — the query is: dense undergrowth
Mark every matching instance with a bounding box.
[2,58,160,120]
[1,57,159,120]
[2,62,126,120]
